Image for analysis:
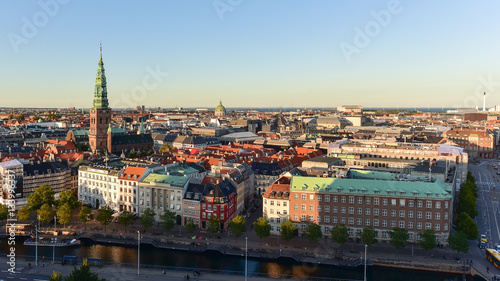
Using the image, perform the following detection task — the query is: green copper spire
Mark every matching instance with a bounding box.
[92,43,109,109]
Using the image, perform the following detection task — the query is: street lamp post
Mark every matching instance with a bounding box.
[137,231,140,275]
[35,224,38,267]
[53,216,56,264]
[364,244,367,281]
[245,237,248,281]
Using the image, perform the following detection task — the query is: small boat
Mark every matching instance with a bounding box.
[24,237,81,247]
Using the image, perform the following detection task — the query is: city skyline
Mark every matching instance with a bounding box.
[2,1,500,109]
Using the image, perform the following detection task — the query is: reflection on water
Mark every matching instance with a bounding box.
[0,237,484,281]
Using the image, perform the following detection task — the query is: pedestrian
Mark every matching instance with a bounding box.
[487,266,490,273]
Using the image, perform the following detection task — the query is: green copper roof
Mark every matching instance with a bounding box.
[215,100,226,112]
[141,173,189,187]
[92,47,109,109]
[290,173,452,199]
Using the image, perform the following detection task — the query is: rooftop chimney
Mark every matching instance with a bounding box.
[483,92,486,112]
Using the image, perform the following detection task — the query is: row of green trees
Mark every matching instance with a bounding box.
[448,171,480,254]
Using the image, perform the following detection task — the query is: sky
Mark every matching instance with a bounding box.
[2,1,500,109]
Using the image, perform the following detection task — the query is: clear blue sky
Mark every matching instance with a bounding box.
[2,0,500,109]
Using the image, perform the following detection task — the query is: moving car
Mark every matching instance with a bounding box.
[481,234,488,243]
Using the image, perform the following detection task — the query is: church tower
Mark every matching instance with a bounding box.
[89,44,112,154]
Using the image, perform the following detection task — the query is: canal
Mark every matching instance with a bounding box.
[0,236,484,281]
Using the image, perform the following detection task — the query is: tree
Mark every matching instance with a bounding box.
[453,212,479,240]
[56,203,73,228]
[140,208,156,231]
[160,143,174,153]
[280,220,296,242]
[304,223,322,242]
[118,210,135,231]
[361,226,378,246]
[457,188,478,218]
[228,215,246,237]
[57,190,79,209]
[49,271,62,281]
[38,204,53,224]
[330,224,349,247]
[185,218,197,233]
[208,215,221,234]
[160,210,176,230]
[65,258,105,281]
[0,203,8,222]
[419,229,437,251]
[253,217,271,240]
[388,227,409,250]
[96,205,114,231]
[78,206,92,230]
[27,184,55,211]
[17,205,31,221]
[448,231,469,254]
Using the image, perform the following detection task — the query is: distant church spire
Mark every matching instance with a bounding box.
[93,43,108,109]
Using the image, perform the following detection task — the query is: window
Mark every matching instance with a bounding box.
[318,195,322,202]
[348,207,354,214]
[324,206,330,212]
[382,231,387,238]
[408,222,413,229]
[373,219,379,226]
[434,224,440,231]
[294,194,298,200]
[333,196,338,202]
[270,209,274,214]
[317,216,321,223]
[349,196,354,204]
[333,206,338,213]
[417,212,422,219]
[309,194,314,201]
[382,220,387,227]
[408,200,414,207]
[324,216,330,223]
[445,201,449,209]
[366,198,371,204]
[426,201,432,208]
[294,214,298,220]
[426,212,431,219]
[425,223,431,230]
[391,210,396,217]
[444,223,448,231]
[365,219,370,226]
[374,198,379,205]
[317,205,322,212]
[417,201,423,208]
[399,199,405,207]
[417,222,422,229]
[341,207,346,214]
[348,218,354,225]
[435,213,440,220]
[325,195,330,202]
[408,211,413,218]
[309,215,314,222]
[309,205,314,211]
[294,204,298,210]
[357,218,362,225]
[444,212,448,220]
[270,200,274,206]
[399,210,405,218]
[333,216,338,223]
[301,214,306,221]
[357,197,362,204]
[341,196,346,203]
[283,202,287,207]
[357,208,362,215]
[301,204,306,211]
[365,208,371,215]
[374,209,379,216]
[383,199,388,206]
[399,221,405,228]
[435,202,441,209]
[302,194,306,201]
[391,199,397,206]
[390,221,396,227]
[382,209,387,216]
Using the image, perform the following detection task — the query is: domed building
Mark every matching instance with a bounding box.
[215,100,226,117]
